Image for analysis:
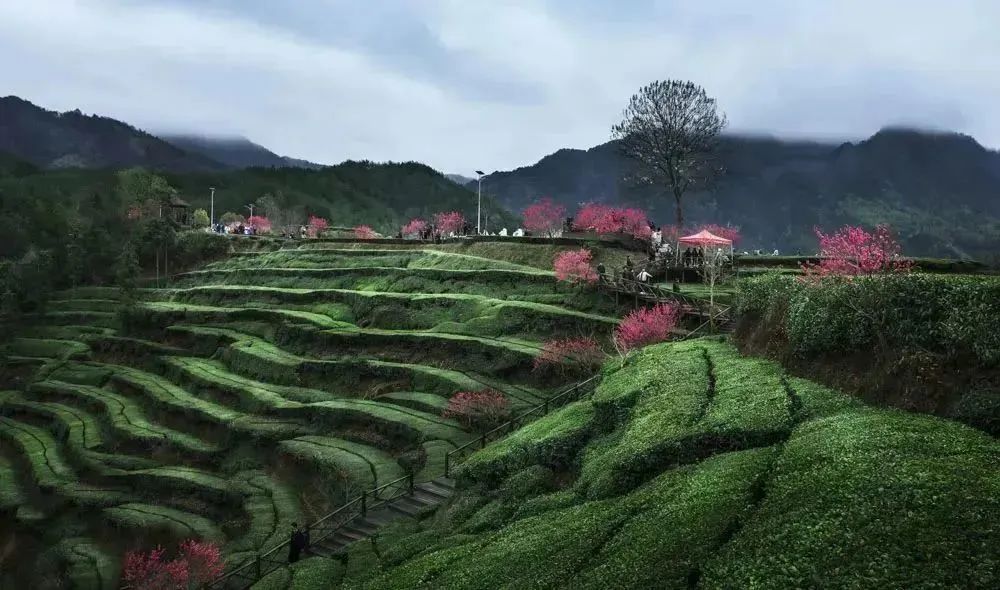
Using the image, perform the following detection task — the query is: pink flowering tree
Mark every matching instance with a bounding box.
[522,198,567,237]
[802,224,911,279]
[307,215,329,238]
[533,337,606,377]
[573,203,651,239]
[123,540,224,590]
[573,203,609,232]
[401,218,428,238]
[442,390,511,432]
[619,208,652,239]
[554,249,599,285]
[354,225,378,240]
[612,302,682,362]
[246,215,271,234]
[179,540,225,585]
[434,211,466,236]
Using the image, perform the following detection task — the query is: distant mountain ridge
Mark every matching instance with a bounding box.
[475,130,1000,258]
[0,96,223,172]
[157,134,324,170]
[0,96,322,172]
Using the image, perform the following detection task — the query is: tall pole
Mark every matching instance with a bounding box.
[210,187,215,227]
[475,170,484,235]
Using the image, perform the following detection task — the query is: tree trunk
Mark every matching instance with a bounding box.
[673,191,684,228]
[155,249,160,288]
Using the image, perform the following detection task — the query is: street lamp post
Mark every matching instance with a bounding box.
[210,187,215,227]
[475,170,484,235]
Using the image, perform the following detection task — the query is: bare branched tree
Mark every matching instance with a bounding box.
[611,80,727,227]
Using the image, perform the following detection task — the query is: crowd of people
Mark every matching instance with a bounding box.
[210,223,260,235]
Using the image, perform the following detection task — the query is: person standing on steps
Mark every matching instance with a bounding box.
[288,522,304,563]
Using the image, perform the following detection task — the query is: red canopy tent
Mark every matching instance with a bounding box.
[678,229,733,248]
[675,230,735,269]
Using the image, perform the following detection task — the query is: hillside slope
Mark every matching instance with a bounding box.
[0,242,617,588]
[0,96,222,172]
[261,339,1000,590]
[478,130,1000,259]
[158,134,324,170]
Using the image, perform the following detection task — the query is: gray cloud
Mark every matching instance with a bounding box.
[1,0,998,175]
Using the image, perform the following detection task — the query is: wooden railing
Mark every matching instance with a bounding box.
[444,374,601,477]
[204,473,416,590]
[204,375,600,590]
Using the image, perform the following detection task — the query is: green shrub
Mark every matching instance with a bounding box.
[737,273,1000,365]
[455,401,595,486]
[103,502,224,542]
[700,408,1000,589]
[950,391,1000,436]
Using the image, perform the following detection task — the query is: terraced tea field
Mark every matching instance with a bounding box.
[0,244,620,588]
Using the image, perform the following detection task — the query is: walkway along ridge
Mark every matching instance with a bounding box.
[204,374,601,590]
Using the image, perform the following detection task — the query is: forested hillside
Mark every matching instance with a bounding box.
[0,97,222,172]
[158,135,323,170]
[478,129,1000,259]
[0,159,513,314]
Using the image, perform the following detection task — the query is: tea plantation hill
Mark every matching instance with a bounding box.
[3,239,998,589]
[0,239,627,589]
[284,339,996,590]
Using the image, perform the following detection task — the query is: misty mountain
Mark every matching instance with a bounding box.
[446,173,476,185]
[475,130,1000,259]
[158,134,324,170]
[0,96,222,172]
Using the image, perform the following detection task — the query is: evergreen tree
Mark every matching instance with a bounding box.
[116,239,141,305]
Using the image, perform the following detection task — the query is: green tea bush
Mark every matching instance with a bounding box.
[455,401,595,486]
[700,408,1000,589]
[737,273,1000,365]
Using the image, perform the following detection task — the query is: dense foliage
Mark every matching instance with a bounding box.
[737,272,1000,366]
[320,340,999,589]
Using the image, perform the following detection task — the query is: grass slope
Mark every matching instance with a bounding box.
[306,339,1000,590]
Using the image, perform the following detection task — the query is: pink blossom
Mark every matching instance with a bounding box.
[522,198,567,237]
[573,203,651,239]
[612,302,682,355]
[123,546,189,590]
[434,211,466,236]
[246,215,271,233]
[307,216,329,238]
[401,218,429,237]
[554,249,599,285]
[179,539,225,584]
[533,338,606,373]
[802,224,912,279]
[354,225,378,240]
[442,390,510,431]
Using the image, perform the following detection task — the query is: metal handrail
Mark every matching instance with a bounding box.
[205,373,600,590]
[444,374,601,477]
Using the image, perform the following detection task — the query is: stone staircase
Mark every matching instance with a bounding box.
[307,476,457,558]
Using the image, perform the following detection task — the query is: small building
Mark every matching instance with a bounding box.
[167,196,191,225]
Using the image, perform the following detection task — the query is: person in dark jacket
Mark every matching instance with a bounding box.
[288,522,304,563]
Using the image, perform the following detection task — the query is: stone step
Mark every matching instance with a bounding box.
[416,481,455,499]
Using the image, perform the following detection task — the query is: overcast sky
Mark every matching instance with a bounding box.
[2,0,999,174]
